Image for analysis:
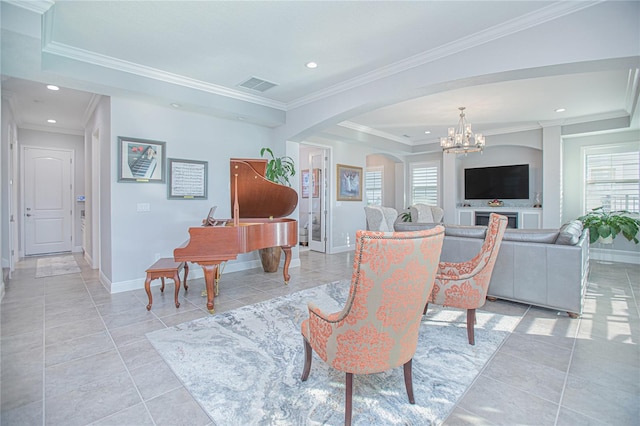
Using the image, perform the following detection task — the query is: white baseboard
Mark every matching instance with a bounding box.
[108,258,302,294]
[330,245,355,254]
[590,247,640,265]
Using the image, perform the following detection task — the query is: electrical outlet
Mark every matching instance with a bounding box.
[137,203,150,212]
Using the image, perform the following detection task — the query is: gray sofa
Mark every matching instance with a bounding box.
[395,220,590,316]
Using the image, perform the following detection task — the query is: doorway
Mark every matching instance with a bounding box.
[22,146,74,255]
[300,145,329,253]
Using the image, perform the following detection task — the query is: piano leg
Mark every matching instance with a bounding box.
[282,246,292,284]
[200,262,219,314]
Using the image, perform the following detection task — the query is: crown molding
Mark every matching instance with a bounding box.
[338,121,414,145]
[5,0,54,14]
[19,122,83,136]
[40,41,287,111]
[287,1,603,110]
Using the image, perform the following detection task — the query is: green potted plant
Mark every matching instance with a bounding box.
[578,206,640,245]
[259,147,297,272]
[261,147,296,187]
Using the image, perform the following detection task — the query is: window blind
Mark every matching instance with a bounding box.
[585,150,639,213]
[410,163,439,205]
[365,169,383,206]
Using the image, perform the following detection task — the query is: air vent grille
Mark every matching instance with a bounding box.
[238,77,278,93]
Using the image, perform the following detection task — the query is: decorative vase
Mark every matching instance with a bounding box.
[597,235,613,245]
[534,192,542,208]
[259,247,282,272]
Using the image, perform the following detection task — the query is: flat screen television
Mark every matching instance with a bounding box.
[464,164,529,200]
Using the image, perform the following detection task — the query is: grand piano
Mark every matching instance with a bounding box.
[174,158,298,313]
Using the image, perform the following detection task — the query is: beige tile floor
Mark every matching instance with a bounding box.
[1,250,638,425]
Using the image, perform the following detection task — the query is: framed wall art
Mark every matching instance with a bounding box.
[301,169,310,198]
[118,136,166,183]
[337,164,362,201]
[168,158,208,199]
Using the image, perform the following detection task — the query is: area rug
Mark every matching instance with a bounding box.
[147,280,522,425]
[35,255,81,278]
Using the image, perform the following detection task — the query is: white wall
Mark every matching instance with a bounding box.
[108,97,288,291]
[1,97,15,273]
[17,129,85,254]
[84,96,111,277]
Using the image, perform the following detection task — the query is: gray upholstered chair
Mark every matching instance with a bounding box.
[409,204,444,224]
[364,205,398,231]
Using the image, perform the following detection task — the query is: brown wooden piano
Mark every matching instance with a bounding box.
[174,158,298,313]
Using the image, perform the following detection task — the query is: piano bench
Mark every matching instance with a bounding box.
[144,258,189,310]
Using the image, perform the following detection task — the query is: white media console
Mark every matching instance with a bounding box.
[456,207,542,229]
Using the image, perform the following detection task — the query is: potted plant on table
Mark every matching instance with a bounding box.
[578,206,640,245]
[259,147,297,272]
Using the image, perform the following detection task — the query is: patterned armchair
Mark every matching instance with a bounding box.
[425,213,508,345]
[300,227,445,426]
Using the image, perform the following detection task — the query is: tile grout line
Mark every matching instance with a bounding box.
[443,305,531,424]
[41,277,46,426]
[77,260,160,426]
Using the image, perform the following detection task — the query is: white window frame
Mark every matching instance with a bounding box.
[365,166,383,206]
[409,161,440,206]
[582,142,639,214]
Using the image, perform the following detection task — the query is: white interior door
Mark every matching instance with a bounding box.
[308,150,327,252]
[23,147,73,255]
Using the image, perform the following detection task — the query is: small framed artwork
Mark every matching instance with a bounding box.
[312,168,321,198]
[168,158,208,199]
[301,169,310,198]
[118,136,166,183]
[337,164,362,201]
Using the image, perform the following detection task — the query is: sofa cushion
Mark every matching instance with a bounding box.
[444,225,487,239]
[394,222,439,232]
[502,229,560,244]
[556,220,584,245]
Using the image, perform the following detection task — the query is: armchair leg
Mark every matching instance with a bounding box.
[467,309,476,345]
[345,373,353,426]
[403,359,415,404]
[301,338,312,381]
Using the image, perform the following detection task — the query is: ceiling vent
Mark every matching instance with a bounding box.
[238,77,278,93]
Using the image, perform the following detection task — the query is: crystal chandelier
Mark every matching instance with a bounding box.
[440,107,485,154]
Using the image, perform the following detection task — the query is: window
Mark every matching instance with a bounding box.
[410,162,439,206]
[365,167,383,206]
[583,144,639,213]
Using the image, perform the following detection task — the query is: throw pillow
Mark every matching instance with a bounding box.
[556,220,584,245]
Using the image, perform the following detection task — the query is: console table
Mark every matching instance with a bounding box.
[456,207,542,229]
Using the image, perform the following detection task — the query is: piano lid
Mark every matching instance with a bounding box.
[230,158,298,218]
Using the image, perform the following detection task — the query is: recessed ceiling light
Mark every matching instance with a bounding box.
[424,130,431,134]
[305,62,318,69]
[170,103,181,108]
[46,85,59,91]
[555,108,566,113]
[47,119,57,123]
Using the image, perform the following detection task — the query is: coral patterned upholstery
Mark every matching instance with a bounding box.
[301,227,444,426]
[426,213,508,345]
